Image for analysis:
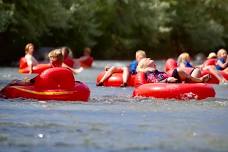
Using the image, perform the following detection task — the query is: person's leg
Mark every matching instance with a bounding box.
[223,67,228,73]
[97,66,119,86]
[176,68,210,83]
[120,67,129,87]
[190,68,201,78]
[205,66,227,84]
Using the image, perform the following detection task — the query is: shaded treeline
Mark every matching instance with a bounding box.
[0,0,228,65]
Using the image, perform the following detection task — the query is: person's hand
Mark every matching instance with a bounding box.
[74,67,83,74]
[167,77,178,83]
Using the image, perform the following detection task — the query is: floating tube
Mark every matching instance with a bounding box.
[80,56,93,68]
[200,70,219,84]
[96,71,136,87]
[1,68,90,101]
[220,71,228,80]
[19,57,28,69]
[19,57,51,74]
[203,58,217,66]
[19,64,52,74]
[164,58,178,72]
[133,83,215,100]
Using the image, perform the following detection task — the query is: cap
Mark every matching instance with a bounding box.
[207,52,217,59]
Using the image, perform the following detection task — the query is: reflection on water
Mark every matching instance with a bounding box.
[0,61,228,152]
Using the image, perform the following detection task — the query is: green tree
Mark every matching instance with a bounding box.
[94,0,171,59]
[168,0,226,55]
[0,0,13,32]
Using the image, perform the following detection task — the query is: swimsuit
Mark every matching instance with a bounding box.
[184,61,193,68]
[216,58,226,70]
[171,69,181,82]
[145,70,169,83]
[129,60,138,74]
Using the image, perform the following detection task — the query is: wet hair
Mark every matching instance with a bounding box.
[25,43,34,53]
[48,49,63,62]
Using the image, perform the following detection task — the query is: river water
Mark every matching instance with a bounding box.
[0,60,228,152]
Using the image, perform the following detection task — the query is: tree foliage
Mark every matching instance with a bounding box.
[0,0,228,64]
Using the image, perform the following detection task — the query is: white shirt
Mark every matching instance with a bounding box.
[25,54,39,66]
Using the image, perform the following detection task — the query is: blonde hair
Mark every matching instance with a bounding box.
[136,58,155,72]
[136,50,146,58]
[177,52,190,64]
[25,43,34,53]
[207,52,217,59]
[137,58,147,72]
[217,49,227,58]
[48,49,63,62]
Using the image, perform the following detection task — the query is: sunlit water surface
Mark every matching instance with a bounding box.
[0,60,228,152]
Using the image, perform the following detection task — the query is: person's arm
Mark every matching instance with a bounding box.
[62,63,83,74]
[77,56,89,62]
[216,60,228,69]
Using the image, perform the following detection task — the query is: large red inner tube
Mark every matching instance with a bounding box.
[19,57,28,69]
[133,72,215,100]
[133,83,215,100]
[96,71,136,87]
[34,68,75,89]
[19,57,51,74]
[19,64,52,74]
[1,68,90,101]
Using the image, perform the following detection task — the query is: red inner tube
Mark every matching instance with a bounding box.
[96,71,136,87]
[2,67,90,101]
[133,72,215,100]
[19,57,51,74]
[19,57,28,69]
[203,58,217,66]
[133,83,215,100]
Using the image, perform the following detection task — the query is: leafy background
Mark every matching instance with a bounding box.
[0,0,227,65]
